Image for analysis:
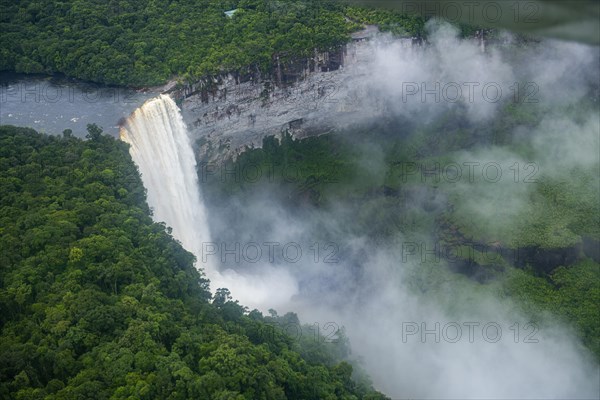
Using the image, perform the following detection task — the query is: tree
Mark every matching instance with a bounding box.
[85,124,103,141]
[213,288,232,307]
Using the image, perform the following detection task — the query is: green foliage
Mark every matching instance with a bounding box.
[345,6,425,37]
[503,260,600,358]
[0,125,387,399]
[202,132,356,205]
[0,0,430,86]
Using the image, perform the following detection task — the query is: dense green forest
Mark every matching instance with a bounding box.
[0,125,388,399]
[0,0,424,86]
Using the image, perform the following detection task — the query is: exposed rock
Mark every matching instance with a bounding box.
[174,27,408,163]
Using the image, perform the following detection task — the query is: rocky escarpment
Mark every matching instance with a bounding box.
[168,25,515,164]
[174,27,414,163]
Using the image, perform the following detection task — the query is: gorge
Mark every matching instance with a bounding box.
[115,22,600,396]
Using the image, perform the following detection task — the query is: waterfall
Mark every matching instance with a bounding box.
[119,94,298,309]
[120,94,212,273]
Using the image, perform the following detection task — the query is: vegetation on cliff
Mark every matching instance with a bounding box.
[0,0,424,86]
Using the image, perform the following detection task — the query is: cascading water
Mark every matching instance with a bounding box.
[119,94,298,309]
[120,94,213,274]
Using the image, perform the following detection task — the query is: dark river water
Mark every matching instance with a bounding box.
[0,73,156,137]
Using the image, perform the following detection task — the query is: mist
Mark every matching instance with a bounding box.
[195,21,600,399]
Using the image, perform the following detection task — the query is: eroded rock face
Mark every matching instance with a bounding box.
[177,30,413,163]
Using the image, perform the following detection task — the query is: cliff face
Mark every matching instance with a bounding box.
[176,28,413,162]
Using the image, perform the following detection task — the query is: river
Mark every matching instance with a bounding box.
[0,72,155,137]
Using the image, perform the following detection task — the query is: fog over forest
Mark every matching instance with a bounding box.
[190,21,600,398]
